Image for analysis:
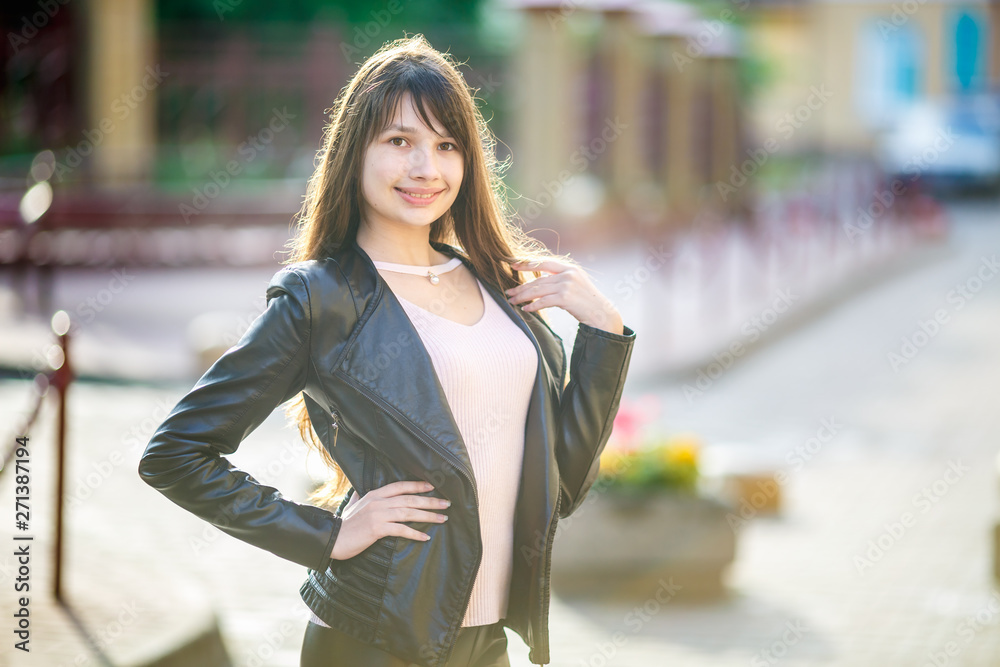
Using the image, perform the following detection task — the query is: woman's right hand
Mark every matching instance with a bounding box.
[330,480,451,561]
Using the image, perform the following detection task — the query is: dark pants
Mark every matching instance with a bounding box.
[300,619,511,667]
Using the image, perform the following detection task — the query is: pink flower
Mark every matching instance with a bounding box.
[608,395,661,454]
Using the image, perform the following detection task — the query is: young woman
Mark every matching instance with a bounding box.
[138,34,635,667]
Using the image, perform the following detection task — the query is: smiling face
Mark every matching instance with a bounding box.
[359,91,464,237]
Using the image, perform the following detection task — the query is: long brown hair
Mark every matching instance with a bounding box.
[281,33,578,509]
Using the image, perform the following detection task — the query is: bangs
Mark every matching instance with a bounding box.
[366,65,467,153]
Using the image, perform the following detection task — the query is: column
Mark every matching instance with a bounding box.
[510,4,580,209]
[85,0,157,186]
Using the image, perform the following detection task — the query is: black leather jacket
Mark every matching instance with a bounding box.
[138,238,635,666]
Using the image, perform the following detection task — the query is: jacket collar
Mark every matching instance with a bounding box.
[328,238,565,483]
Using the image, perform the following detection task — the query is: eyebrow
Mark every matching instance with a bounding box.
[382,123,456,140]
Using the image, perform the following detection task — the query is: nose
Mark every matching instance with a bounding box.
[407,142,441,180]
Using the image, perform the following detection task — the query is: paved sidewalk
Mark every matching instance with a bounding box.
[0,371,362,666]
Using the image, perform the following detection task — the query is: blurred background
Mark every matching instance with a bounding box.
[1,0,998,665]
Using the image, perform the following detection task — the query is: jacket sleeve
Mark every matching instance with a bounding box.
[137,267,341,571]
[555,321,636,519]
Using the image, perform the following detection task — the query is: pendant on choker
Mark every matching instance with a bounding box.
[370,255,462,286]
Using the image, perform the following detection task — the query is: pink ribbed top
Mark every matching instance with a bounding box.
[308,263,538,628]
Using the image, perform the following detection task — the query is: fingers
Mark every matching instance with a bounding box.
[374,479,434,497]
[368,480,451,542]
[510,259,541,271]
[393,505,450,525]
[382,519,435,542]
[388,492,450,524]
[505,280,560,306]
[511,259,566,274]
[399,526,433,542]
[517,294,558,312]
[378,501,449,543]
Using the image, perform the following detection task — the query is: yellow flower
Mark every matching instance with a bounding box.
[665,445,697,466]
[661,432,701,467]
[599,446,635,478]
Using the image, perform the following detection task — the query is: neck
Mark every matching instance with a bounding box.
[356,221,448,265]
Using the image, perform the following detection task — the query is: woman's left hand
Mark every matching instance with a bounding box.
[506,259,625,335]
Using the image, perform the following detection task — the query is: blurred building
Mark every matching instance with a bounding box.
[747,0,1000,154]
[507,0,748,233]
[2,0,158,185]
[4,0,749,229]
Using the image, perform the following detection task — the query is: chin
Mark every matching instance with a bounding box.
[398,215,441,228]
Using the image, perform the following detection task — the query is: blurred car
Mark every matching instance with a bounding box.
[874,93,1000,195]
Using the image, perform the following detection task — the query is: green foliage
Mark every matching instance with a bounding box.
[156,0,481,27]
[736,51,781,102]
[596,434,701,495]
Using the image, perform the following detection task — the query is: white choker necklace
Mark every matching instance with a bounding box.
[371,256,463,285]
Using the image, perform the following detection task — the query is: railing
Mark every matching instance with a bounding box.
[0,154,302,313]
[1,312,115,666]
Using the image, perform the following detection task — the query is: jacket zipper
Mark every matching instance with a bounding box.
[330,410,341,448]
[335,371,481,667]
[483,281,559,663]
[365,451,377,492]
[538,491,560,660]
[332,410,381,496]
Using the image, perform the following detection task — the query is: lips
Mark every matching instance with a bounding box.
[395,187,443,204]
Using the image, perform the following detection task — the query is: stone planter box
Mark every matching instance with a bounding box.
[550,489,737,600]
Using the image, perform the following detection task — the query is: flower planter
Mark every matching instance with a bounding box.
[550,489,737,601]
